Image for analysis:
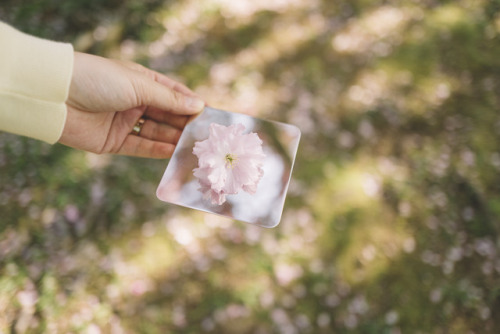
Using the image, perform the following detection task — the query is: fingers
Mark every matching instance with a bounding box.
[134,76,205,116]
[139,119,182,144]
[144,107,190,129]
[119,135,176,159]
[120,60,199,98]
[121,60,205,116]
[154,73,198,97]
[120,116,183,159]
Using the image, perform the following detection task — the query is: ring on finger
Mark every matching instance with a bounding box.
[131,117,146,136]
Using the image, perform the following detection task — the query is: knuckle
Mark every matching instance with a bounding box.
[170,90,184,107]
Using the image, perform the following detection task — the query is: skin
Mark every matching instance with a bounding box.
[59,52,205,158]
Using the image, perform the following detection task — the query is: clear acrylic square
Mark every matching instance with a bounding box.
[156,107,301,228]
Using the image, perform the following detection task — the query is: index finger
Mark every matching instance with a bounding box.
[133,74,205,115]
[144,107,191,129]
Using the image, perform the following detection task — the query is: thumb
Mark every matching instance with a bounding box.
[133,73,205,115]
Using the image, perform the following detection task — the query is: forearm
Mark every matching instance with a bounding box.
[0,22,73,143]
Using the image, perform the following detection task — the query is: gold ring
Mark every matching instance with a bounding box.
[131,118,145,136]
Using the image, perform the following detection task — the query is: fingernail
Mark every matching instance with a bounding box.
[185,97,205,112]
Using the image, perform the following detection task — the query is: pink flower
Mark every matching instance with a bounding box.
[193,123,265,205]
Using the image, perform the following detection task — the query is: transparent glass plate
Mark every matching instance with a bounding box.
[156,107,301,228]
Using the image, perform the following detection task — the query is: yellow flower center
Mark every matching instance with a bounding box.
[225,153,238,168]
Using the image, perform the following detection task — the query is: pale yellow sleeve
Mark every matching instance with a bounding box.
[0,22,74,144]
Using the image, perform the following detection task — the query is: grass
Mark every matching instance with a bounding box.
[1,0,500,332]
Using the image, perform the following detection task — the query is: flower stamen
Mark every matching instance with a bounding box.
[225,153,238,168]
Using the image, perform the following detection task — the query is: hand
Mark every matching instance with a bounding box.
[59,52,205,158]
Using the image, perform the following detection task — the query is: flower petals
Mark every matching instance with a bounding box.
[192,123,265,205]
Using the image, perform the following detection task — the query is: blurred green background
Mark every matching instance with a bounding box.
[1,0,500,333]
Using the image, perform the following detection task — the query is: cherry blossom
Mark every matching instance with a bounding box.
[193,123,265,205]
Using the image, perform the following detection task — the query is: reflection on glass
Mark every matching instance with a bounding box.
[156,107,301,228]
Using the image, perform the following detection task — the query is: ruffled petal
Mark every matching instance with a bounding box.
[193,122,265,205]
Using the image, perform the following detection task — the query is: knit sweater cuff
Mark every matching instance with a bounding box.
[0,22,73,144]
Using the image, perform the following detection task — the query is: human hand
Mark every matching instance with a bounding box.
[59,52,205,158]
